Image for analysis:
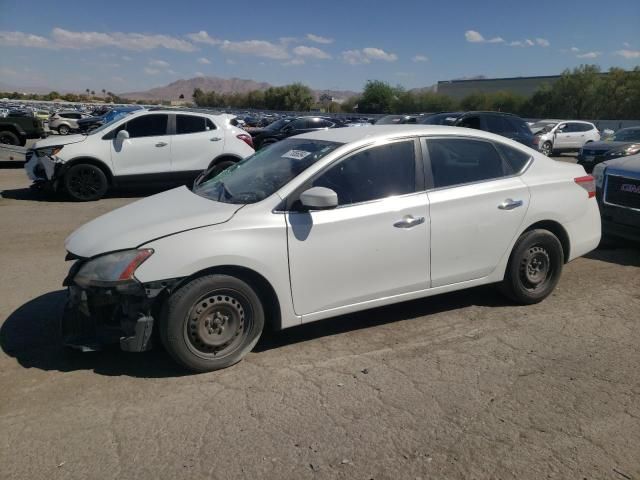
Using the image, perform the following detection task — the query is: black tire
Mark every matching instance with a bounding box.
[541,141,553,156]
[208,159,236,177]
[499,229,564,304]
[0,130,20,146]
[58,124,70,135]
[160,274,264,372]
[63,164,109,201]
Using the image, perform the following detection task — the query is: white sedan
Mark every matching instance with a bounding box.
[63,125,601,372]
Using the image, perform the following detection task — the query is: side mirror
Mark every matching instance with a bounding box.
[116,129,130,141]
[299,186,338,210]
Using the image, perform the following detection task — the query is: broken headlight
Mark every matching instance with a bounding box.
[74,249,153,288]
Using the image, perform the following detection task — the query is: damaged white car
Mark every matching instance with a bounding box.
[25,110,254,201]
[62,125,601,372]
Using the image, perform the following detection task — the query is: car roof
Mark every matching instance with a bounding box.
[297,124,507,144]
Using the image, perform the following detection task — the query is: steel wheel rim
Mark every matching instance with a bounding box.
[541,142,551,156]
[519,245,552,291]
[59,126,69,134]
[68,167,102,199]
[184,289,252,359]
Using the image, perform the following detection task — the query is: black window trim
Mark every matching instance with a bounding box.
[420,135,533,192]
[281,136,425,212]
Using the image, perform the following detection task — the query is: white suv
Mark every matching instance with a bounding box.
[25,110,254,201]
[535,120,600,156]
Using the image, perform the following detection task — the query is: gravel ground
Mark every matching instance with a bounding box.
[0,154,639,480]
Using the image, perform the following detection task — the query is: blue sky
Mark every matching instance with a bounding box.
[0,0,638,93]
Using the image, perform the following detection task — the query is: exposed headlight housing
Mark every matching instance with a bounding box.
[592,162,606,189]
[36,145,64,157]
[74,249,153,288]
[606,144,640,157]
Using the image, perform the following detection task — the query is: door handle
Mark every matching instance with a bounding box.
[210,137,222,142]
[498,199,523,210]
[155,142,168,147]
[393,215,425,228]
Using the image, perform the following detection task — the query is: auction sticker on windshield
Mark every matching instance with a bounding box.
[282,150,312,160]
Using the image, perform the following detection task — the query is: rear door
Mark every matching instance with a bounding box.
[109,113,171,178]
[424,137,531,287]
[170,114,223,175]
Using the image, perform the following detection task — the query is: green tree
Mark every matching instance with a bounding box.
[358,80,397,113]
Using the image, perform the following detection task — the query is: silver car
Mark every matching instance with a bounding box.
[48,110,93,135]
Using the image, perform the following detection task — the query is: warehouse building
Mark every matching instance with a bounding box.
[436,75,562,100]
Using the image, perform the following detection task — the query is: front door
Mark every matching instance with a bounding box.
[425,137,530,287]
[286,139,430,316]
[110,113,171,178]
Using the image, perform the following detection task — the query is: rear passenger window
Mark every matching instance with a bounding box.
[206,119,216,130]
[176,115,206,134]
[427,139,510,188]
[125,114,168,138]
[458,116,481,129]
[312,141,416,206]
[495,143,531,173]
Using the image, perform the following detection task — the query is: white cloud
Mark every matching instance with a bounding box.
[195,71,205,77]
[525,39,535,46]
[148,59,170,68]
[0,31,52,48]
[362,47,397,61]
[186,30,221,45]
[342,47,398,64]
[292,45,331,59]
[623,42,631,48]
[570,47,580,52]
[51,27,197,51]
[614,49,640,59]
[306,33,333,44]
[220,39,289,59]
[536,38,550,47]
[577,51,601,58]
[465,30,503,44]
[197,57,211,64]
[144,67,160,75]
[412,54,428,62]
[283,58,305,66]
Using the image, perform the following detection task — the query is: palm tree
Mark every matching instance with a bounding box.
[91,90,95,96]
[102,89,106,98]
[85,88,90,98]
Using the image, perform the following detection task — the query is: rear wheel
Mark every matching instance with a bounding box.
[63,164,108,201]
[499,229,564,304]
[0,130,19,145]
[208,159,236,177]
[160,274,264,372]
[58,124,70,135]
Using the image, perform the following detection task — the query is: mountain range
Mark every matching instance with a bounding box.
[120,76,360,102]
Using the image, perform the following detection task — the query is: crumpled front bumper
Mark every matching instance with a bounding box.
[24,150,59,184]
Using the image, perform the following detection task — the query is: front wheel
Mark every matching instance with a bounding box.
[540,141,553,156]
[160,274,264,372]
[58,124,70,135]
[499,229,564,304]
[63,164,109,201]
[0,130,20,145]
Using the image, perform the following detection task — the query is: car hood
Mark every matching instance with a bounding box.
[582,140,631,152]
[33,134,87,149]
[602,153,640,174]
[65,186,244,258]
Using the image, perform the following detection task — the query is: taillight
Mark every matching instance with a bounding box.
[574,175,596,198]
[532,136,539,145]
[237,133,254,149]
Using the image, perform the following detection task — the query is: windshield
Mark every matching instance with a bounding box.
[532,122,557,133]
[266,118,292,131]
[88,112,130,135]
[194,139,342,204]
[420,113,460,125]
[611,128,640,142]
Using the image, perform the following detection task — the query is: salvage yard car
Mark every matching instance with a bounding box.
[593,153,640,242]
[577,126,640,173]
[534,120,600,156]
[24,109,254,201]
[62,125,601,372]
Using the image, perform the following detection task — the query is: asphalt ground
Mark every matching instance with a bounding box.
[0,143,639,480]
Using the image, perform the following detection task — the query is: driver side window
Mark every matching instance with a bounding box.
[123,114,169,138]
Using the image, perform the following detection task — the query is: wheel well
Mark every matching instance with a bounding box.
[63,157,113,184]
[0,125,20,136]
[208,155,242,170]
[175,265,282,331]
[523,220,570,263]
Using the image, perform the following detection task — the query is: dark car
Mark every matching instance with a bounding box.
[452,111,536,148]
[419,112,463,125]
[593,153,640,243]
[251,116,344,149]
[577,127,640,173]
[0,115,45,146]
[77,106,143,133]
[375,114,420,125]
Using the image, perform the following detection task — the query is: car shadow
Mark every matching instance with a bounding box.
[0,185,171,202]
[2,286,510,377]
[587,245,640,267]
[0,160,25,169]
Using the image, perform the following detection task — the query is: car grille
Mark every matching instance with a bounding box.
[605,175,640,210]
